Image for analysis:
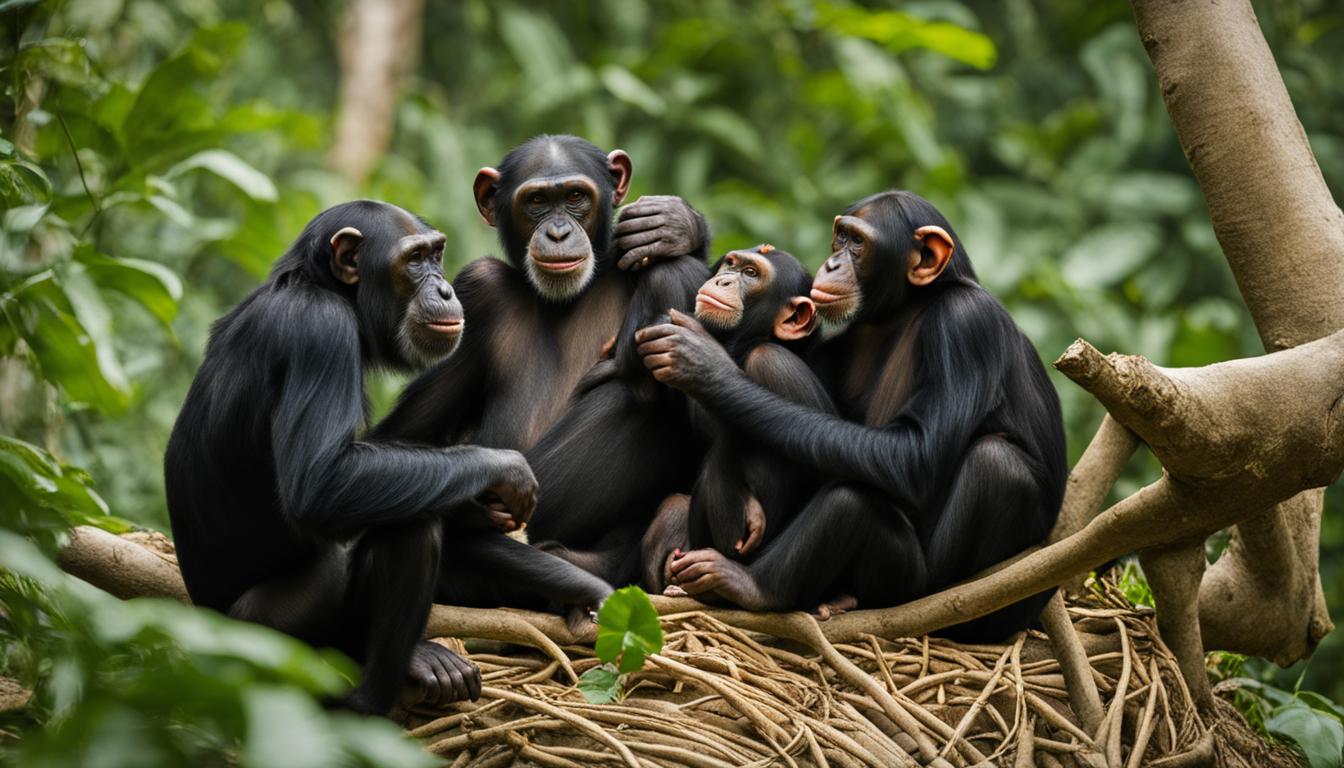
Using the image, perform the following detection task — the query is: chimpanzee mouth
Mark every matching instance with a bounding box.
[423,320,463,337]
[532,257,587,273]
[809,287,856,306]
[695,292,737,313]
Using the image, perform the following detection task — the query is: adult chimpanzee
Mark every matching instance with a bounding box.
[639,245,834,593]
[165,201,608,715]
[637,191,1067,641]
[370,136,710,582]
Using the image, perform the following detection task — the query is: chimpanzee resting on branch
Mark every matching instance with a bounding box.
[370,136,711,583]
[165,201,606,715]
[636,191,1067,641]
[640,245,835,593]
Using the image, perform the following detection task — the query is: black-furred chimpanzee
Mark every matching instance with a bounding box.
[370,136,711,584]
[165,201,608,715]
[639,245,835,593]
[636,190,1068,641]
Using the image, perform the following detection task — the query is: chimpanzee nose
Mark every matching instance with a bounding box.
[437,282,454,301]
[715,275,734,287]
[546,221,572,242]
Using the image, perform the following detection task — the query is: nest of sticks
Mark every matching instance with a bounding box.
[406,581,1297,768]
[55,528,1297,767]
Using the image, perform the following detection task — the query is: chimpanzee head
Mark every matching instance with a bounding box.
[286,200,463,370]
[694,244,818,361]
[472,135,632,302]
[811,190,974,339]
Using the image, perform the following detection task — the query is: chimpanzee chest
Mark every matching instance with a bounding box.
[478,273,630,451]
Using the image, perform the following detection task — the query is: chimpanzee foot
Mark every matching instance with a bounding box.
[814,594,858,621]
[398,641,481,709]
[668,548,769,611]
[663,584,689,597]
[564,586,611,636]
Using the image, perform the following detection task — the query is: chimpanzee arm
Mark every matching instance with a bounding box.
[368,259,500,444]
[613,255,710,381]
[272,291,523,538]
[641,289,1010,510]
[737,343,836,493]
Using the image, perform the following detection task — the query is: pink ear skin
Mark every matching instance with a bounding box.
[908,225,954,286]
[774,296,818,341]
[606,150,633,206]
[330,226,363,285]
[473,167,502,226]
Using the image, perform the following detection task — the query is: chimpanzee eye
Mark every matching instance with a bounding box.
[743,266,759,278]
[851,234,863,246]
[567,190,583,203]
[530,193,546,206]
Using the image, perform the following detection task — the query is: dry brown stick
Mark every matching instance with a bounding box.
[646,654,788,745]
[1100,619,1133,768]
[939,642,1014,760]
[478,686,639,767]
[1050,415,1139,550]
[504,731,588,768]
[1148,729,1216,768]
[1125,659,1162,768]
[1042,590,1107,733]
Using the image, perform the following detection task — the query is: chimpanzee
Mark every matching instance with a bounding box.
[639,245,835,593]
[370,136,710,583]
[637,190,1067,641]
[165,201,609,715]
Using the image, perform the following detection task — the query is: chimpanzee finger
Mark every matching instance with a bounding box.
[620,243,670,267]
[423,648,455,706]
[614,213,668,237]
[616,199,669,221]
[456,655,482,701]
[636,336,678,355]
[642,353,676,371]
[634,323,678,344]
[676,573,721,594]
[667,548,715,576]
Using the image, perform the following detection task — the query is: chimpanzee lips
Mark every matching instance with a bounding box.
[695,292,737,313]
[423,319,463,336]
[532,257,586,273]
[809,287,855,305]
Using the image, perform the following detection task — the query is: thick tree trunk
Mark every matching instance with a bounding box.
[327,0,426,185]
[1130,0,1344,665]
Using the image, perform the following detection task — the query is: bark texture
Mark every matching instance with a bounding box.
[327,0,426,185]
[1132,0,1344,665]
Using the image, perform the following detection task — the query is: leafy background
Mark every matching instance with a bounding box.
[3,0,1344,764]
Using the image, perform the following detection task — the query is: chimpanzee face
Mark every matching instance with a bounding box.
[695,244,817,355]
[474,136,631,302]
[329,205,463,370]
[811,196,956,340]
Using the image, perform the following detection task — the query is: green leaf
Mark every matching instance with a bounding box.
[594,585,663,674]
[166,149,278,202]
[331,713,439,768]
[1061,223,1161,289]
[599,66,666,116]
[7,272,131,412]
[577,663,622,705]
[0,435,111,544]
[815,3,996,69]
[244,687,343,768]
[74,247,183,330]
[1267,703,1344,768]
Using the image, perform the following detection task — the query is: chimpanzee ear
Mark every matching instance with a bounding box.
[607,150,633,206]
[473,167,501,227]
[774,296,818,341]
[329,226,363,285]
[907,225,954,286]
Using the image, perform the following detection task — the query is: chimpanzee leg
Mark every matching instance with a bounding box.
[436,529,613,629]
[670,483,926,612]
[340,518,478,713]
[641,493,690,592]
[923,435,1047,642]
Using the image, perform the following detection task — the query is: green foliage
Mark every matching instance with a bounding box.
[578,586,665,703]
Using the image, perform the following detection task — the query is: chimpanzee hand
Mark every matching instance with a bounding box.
[736,496,766,556]
[614,195,708,271]
[479,449,538,532]
[635,309,737,395]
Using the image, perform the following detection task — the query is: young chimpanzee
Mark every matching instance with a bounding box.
[369,136,710,585]
[637,191,1068,641]
[639,245,834,593]
[165,201,608,715]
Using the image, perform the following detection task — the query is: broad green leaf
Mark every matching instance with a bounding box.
[0,435,113,545]
[166,149,278,202]
[1060,223,1161,289]
[577,663,622,704]
[814,3,996,69]
[600,66,666,116]
[332,713,439,768]
[594,585,664,674]
[8,273,131,412]
[1267,703,1344,768]
[73,247,182,329]
[244,687,343,768]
